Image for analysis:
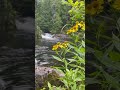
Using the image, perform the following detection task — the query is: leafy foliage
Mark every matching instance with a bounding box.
[62,0,85,22]
[86,0,120,89]
[46,0,85,90]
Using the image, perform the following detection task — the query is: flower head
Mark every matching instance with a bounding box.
[62,41,69,48]
[52,44,59,51]
[66,22,79,34]
[52,41,69,51]
[112,0,120,10]
[78,21,85,30]
[66,21,85,34]
[86,0,104,15]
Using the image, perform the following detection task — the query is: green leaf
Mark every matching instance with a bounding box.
[112,34,120,52]
[100,67,120,89]
[86,78,101,86]
[82,40,85,47]
[104,44,114,56]
[52,55,63,62]
[109,51,120,61]
[68,0,73,4]
[95,50,120,71]
[74,1,79,6]
[48,82,52,90]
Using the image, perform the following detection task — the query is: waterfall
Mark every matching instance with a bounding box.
[41,33,59,41]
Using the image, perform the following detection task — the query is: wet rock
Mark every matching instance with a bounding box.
[53,34,70,40]
[35,66,64,89]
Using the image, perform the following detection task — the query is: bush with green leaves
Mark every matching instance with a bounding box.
[49,22,85,90]
[86,0,120,89]
[62,0,85,22]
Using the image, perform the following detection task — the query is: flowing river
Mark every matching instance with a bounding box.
[35,33,62,67]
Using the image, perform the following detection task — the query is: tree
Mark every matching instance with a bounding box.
[50,12,62,33]
[0,0,16,46]
[36,0,71,33]
[39,0,52,33]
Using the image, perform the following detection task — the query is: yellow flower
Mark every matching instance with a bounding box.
[66,29,73,34]
[81,24,85,31]
[52,41,69,51]
[73,24,78,31]
[62,41,69,48]
[52,44,59,51]
[78,21,84,27]
[76,21,79,25]
[78,21,85,30]
[86,0,104,15]
[66,23,79,34]
[86,4,95,15]
[112,0,120,10]
[58,43,64,48]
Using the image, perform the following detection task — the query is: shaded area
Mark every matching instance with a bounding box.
[0,0,35,89]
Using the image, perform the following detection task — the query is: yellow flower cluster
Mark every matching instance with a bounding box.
[52,41,69,51]
[66,23,78,34]
[112,0,120,10]
[78,21,85,31]
[66,21,85,34]
[86,0,104,15]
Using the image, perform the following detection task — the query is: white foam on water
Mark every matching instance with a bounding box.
[41,33,59,41]
[16,17,34,33]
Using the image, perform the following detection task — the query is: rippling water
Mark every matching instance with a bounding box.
[35,39,58,66]
[35,33,65,66]
[0,17,35,90]
[35,33,70,67]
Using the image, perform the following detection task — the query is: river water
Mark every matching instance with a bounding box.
[0,17,35,90]
[35,33,61,67]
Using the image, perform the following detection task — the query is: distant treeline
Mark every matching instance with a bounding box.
[11,0,34,17]
[35,0,71,33]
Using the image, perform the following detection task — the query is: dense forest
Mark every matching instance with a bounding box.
[35,0,70,34]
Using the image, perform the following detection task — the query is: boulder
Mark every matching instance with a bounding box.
[35,66,64,89]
